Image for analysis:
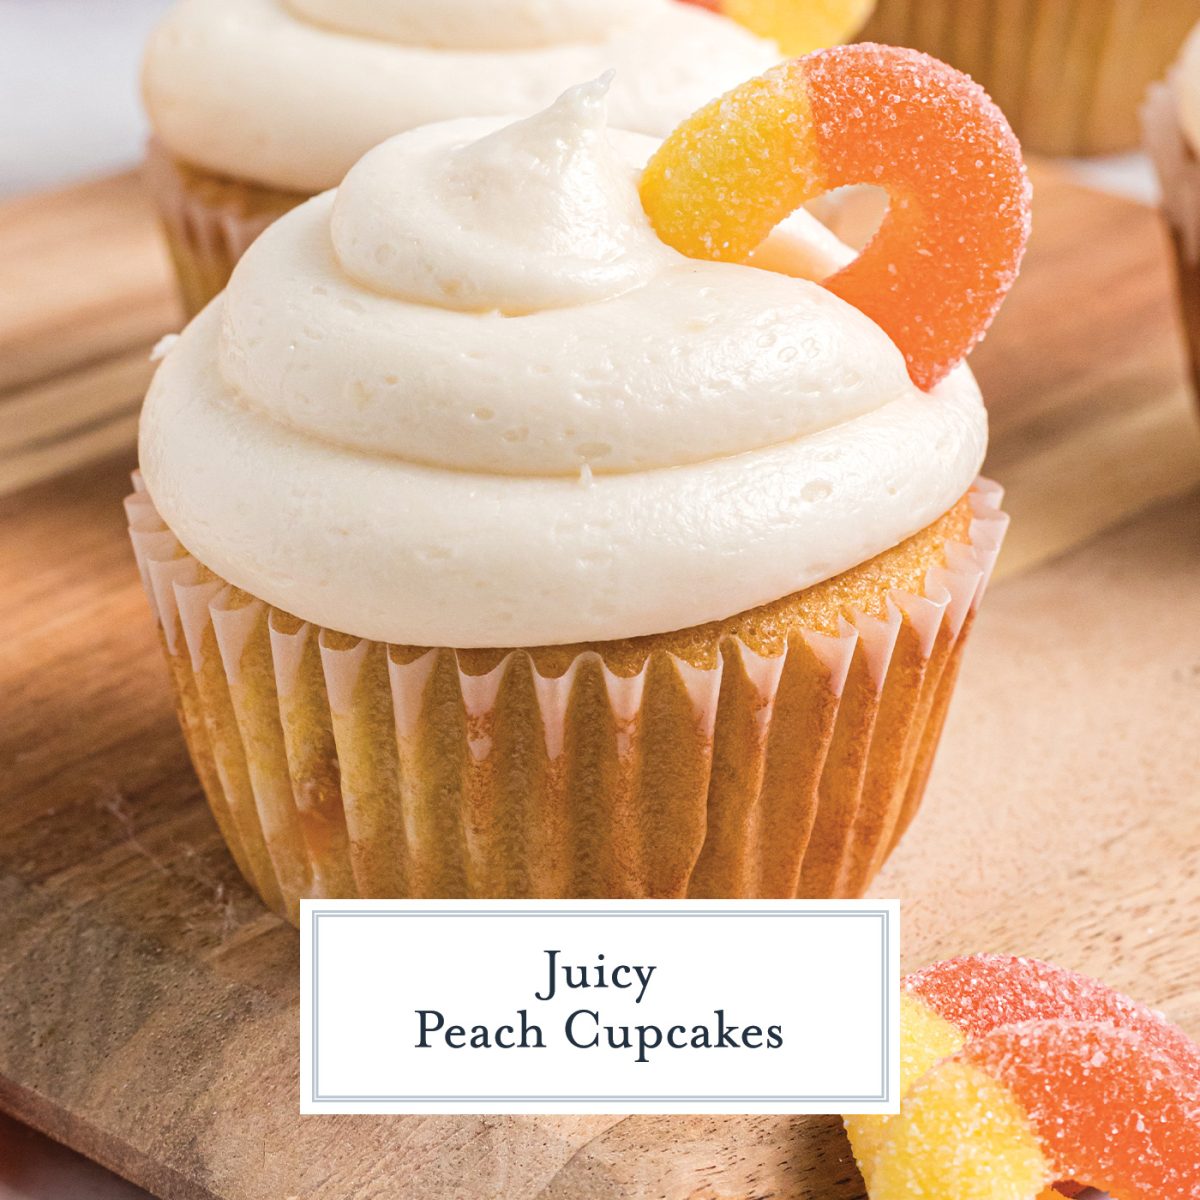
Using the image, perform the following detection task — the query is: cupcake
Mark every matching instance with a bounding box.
[1146,21,1200,405]
[861,0,1200,155]
[131,65,1021,922]
[141,0,782,316]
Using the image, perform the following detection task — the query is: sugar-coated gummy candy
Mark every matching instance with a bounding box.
[869,1019,1200,1199]
[639,44,1031,390]
[846,955,1200,1198]
[903,954,1200,1074]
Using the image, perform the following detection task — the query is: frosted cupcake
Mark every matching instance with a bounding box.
[862,0,1200,155]
[130,57,1024,922]
[1146,21,1200,405]
[141,0,782,315]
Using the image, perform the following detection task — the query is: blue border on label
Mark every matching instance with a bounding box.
[310,908,891,1104]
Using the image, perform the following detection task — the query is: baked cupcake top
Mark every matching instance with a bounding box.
[141,0,778,193]
[139,80,986,648]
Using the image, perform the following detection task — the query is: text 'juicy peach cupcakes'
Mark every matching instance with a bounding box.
[130,50,1027,922]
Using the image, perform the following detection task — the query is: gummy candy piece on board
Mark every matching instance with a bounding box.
[904,954,1200,1073]
[868,1019,1200,1200]
[639,44,1031,390]
[846,955,1200,1198]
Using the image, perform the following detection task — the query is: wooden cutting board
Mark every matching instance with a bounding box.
[1,163,1199,1200]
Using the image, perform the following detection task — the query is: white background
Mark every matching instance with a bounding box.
[0,0,170,198]
[302,900,899,1115]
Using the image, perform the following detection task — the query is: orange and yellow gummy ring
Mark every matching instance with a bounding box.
[848,955,1200,1198]
[679,0,876,56]
[639,44,1031,391]
[869,1018,1200,1199]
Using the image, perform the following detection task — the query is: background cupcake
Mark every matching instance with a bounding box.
[141,0,781,315]
[860,0,1200,155]
[1145,20,1200,407]
[131,69,1021,922]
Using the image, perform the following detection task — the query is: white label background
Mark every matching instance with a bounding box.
[301,900,899,1115]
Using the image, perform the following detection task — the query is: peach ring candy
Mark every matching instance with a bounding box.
[847,954,1200,1195]
[866,1018,1200,1199]
[639,44,1031,391]
[679,0,877,56]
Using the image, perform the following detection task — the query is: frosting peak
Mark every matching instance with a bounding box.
[142,100,987,648]
[331,77,665,313]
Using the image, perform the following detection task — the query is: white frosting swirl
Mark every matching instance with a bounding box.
[140,84,987,648]
[328,76,666,315]
[142,0,777,192]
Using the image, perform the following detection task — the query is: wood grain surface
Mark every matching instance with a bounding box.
[0,172,180,498]
[0,164,1198,1200]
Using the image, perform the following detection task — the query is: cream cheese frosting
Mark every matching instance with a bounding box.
[142,0,778,193]
[139,81,987,649]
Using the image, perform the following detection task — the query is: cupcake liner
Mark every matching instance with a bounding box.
[1144,80,1200,406]
[127,476,1007,922]
[860,0,1200,156]
[142,140,308,318]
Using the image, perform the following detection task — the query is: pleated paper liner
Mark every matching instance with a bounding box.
[1145,79,1200,410]
[127,477,1007,923]
[142,139,309,319]
[860,0,1200,156]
